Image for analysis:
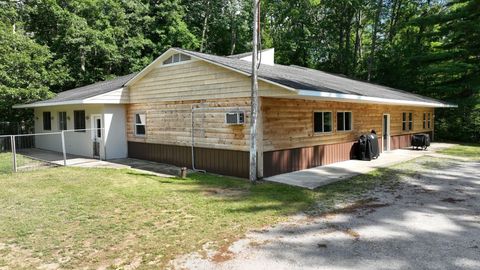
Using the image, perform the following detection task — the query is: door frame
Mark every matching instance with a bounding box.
[90,114,103,158]
[382,113,391,152]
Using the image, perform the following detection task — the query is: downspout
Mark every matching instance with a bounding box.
[191,105,206,173]
[190,105,246,173]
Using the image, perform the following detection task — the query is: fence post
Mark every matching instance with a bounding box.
[61,131,67,166]
[11,135,17,172]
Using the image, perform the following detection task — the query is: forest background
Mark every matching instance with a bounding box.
[0,0,478,141]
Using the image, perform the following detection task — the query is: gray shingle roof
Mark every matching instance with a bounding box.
[18,73,137,107]
[177,48,451,106]
[16,47,452,108]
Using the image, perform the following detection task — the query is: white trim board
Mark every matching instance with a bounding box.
[296,90,457,108]
[13,88,129,108]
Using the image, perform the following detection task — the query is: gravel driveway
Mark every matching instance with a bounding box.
[172,157,480,270]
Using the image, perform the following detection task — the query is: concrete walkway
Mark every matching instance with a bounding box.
[264,142,457,189]
[16,148,176,177]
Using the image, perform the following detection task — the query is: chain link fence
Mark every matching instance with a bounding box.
[0,128,104,174]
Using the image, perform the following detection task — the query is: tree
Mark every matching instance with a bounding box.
[23,0,197,88]
[0,0,477,141]
[0,21,68,124]
[415,0,480,142]
[183,0,251,55]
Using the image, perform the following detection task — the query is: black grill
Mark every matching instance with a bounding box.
[411,134,430,150]
[358,133,380,160]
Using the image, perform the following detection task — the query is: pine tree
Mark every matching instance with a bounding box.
[417,0,480,141]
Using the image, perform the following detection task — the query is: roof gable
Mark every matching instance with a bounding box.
[13,73,136,108]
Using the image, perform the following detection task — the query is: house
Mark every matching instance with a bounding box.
[13,48,455,178]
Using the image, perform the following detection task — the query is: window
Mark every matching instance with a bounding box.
[162,53,191,65]
[409,112,413,130]
[314,112,332,133]
[96,118,101,138]
[402,112,413,131]
[43,112,51,130]
[427,113,431,129]
[135,113,146,136]
[58,112,67,130]
[337,112,352,131]
[423,113,427,129]
[74,110,86,132]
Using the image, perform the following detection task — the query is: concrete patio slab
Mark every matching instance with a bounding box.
[16,148,176,177]
[264,142,457,189]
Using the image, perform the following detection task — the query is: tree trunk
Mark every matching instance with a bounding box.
[199,0,210,53]
[230,9,237,55]
[80,49,86,72]
[353,9,362,73]
[388,0,403,42]
[367,0,383,81]
[344,7,354,75]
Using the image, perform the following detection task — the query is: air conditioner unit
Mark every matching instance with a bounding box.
[225,111,245,125]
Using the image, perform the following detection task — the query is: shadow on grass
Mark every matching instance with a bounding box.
[148,172,317,216]
[157,162,418,217]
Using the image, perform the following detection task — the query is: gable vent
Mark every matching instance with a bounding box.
[163,53,191,65]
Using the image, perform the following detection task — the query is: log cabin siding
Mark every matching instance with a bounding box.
[126,98,252,152]
[261,97,434,152]
[128,60,293,103]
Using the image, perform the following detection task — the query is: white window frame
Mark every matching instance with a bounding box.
[134,112,146,137]
[427,113,431,129]
[336,111,353,132]
[313,111,333,134]
[90,114,103,140]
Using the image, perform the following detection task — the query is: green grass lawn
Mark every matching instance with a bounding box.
[438,143,480,159]
[0,152,12,173]
[0,153,401,269]
[0,152,46,173]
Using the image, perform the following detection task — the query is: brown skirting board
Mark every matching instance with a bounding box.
[129,133,431,179]
[128,141,249,178]
[390,131,433,150]
[263,141,359,177]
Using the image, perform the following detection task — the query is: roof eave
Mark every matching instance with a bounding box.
[297,90,457,108]
[13,87,129,109]
[13,100,87,108]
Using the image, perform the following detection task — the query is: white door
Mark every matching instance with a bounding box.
[382,114,391,152]
[92,115,102,158]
